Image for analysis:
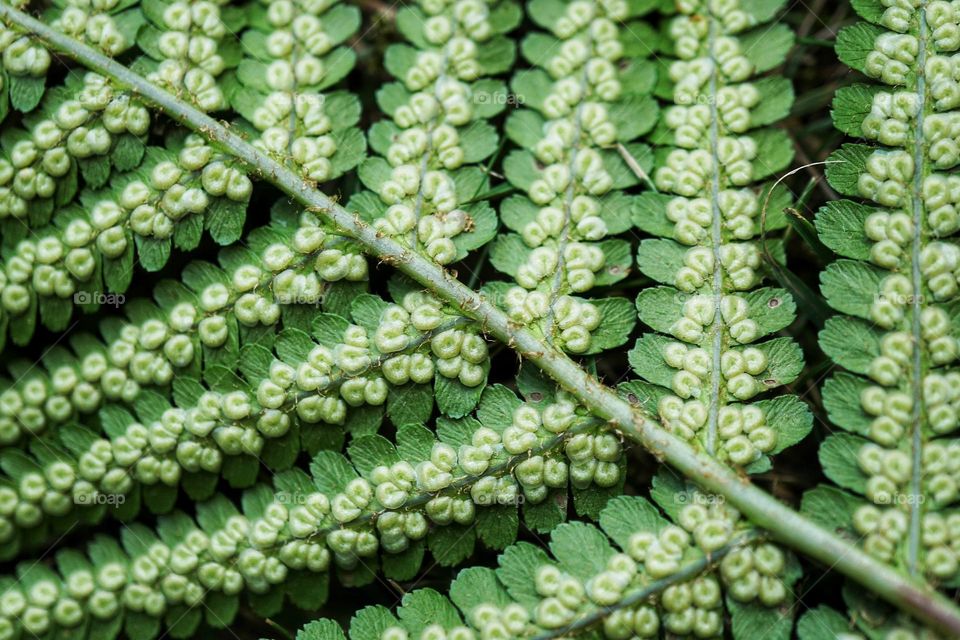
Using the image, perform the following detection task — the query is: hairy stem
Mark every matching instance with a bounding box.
[8,6,959,632]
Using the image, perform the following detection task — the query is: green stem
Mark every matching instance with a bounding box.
[264,619,295,640]
[705,14,723,458]
[906,3,929,580]
[7,6,959,633]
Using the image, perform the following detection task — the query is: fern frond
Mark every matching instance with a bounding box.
[348,0,516,265]
[46,0,144,58]
[0,132,259,346]
[135,0,243,112]
[0,378,621,639]
[225,0,366,182]
[486,0,656,355]
[0,200,354,448]
[799,588,949,640]
[804,0,960,587]
[631,0,804,472]
[7,0,960,631]
[613,1,809,633]
[0,20,52,113]
[284,494,801,640]
[0,285,496,558]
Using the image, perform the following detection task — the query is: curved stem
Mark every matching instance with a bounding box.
[7,6,959,632]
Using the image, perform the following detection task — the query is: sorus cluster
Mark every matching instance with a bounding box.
[0,488,349,639]
[247,0,352,181]
[0,211,365,446]
[375,292,487,387]
[322,396,621,550]
[831,0,960,583]
[257,0,339,91]
[503,399,622,498]
[50,0,131,56]
[659,340,772,456]
[658,394,776,467]
[117,142,254,243]
[629,494,789,608]
[300,406,616,569]
[852,497,960,580]
[253,301,463,425]
[529,555,669,636]
[146,0,231,111]
[642,0,791,468]
[506,0,631,350]
[0,24,50,85]
[370,0,500,264]
[503,288,600,353]
[258,324,389,424]
[0,73,148,221]
[252,92,337,182]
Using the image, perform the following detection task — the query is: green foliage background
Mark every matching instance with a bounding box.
[0,0,952,638]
